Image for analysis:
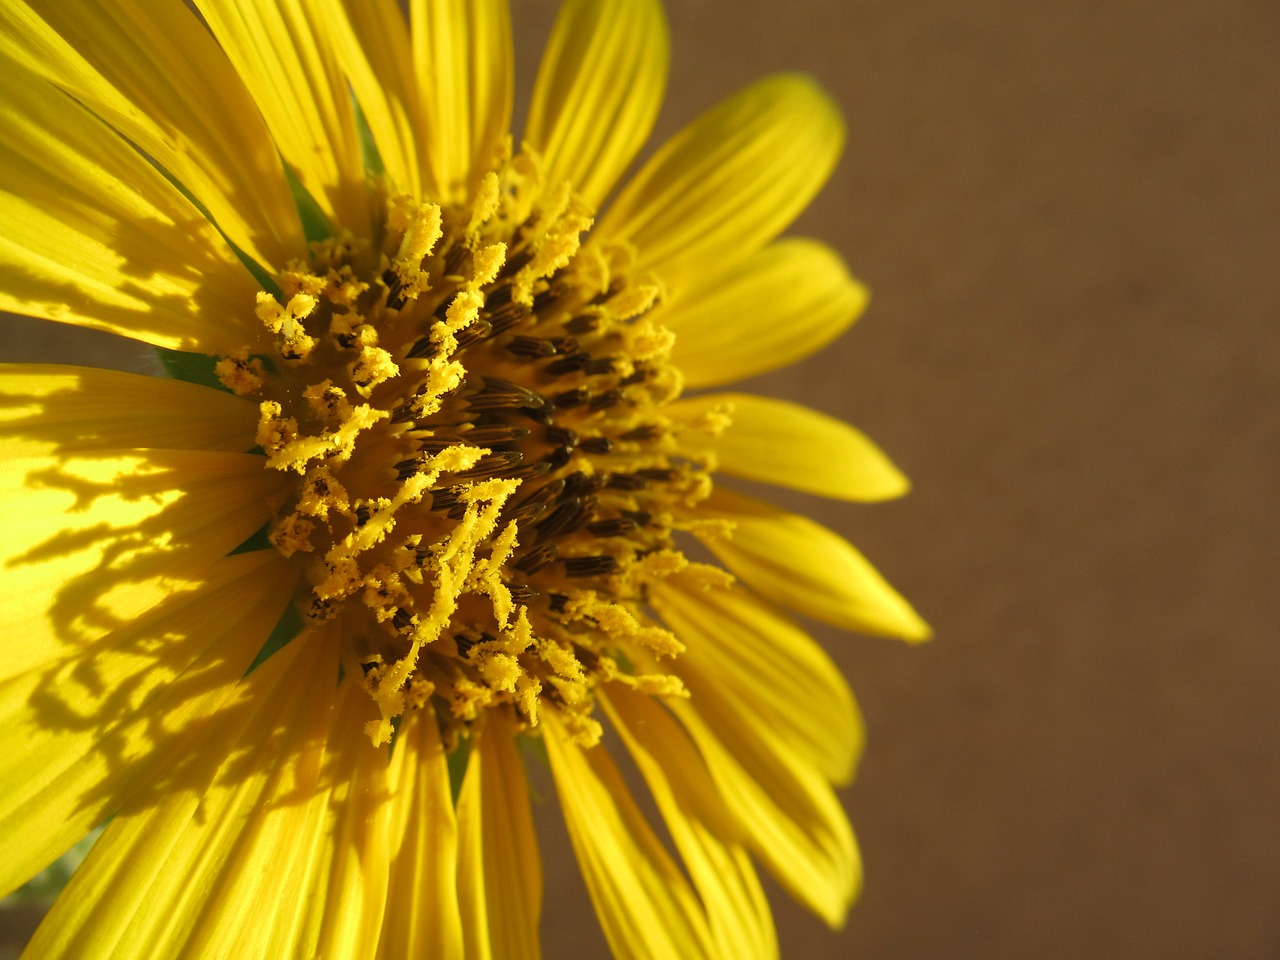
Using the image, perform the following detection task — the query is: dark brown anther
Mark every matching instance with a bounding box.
[606,473,646,491]
[500,248,533,277]
[620,425,660,442]
[487,301,527,335]
[392,607,415,631]
[454,320,493,349]
[532,284,562,313]
[429,488,461,513]
[537,497,592,542]
[588,389,622,412]
[587,517,636,538]
[509,460,554,481]
[513,542,559,575]
[382,268,407,310]
[543,447,573,471]
[467,377,546,411]
[636,467,676,482]
[548,593,569,613]
[548,337,579,354]
[552,387,589,409]
[579,436,614,454]
[621,509,652,527]
[508,584,540,605]
[571,642,602,672]
[454,634,476,658]
[463,423,530,446]
[444,243,468,277]
[506,335,559,359]
[416,434,464,454]
[395,457,424,481]
[501,481,560,525]
[406,335,438,360]
[454,450,524,481]
[564,314,599,335]
[520,403,552,424]
[486,282,513,308]
[354,504,372,525]
[561,471,598,497]
[544,353,590,377]
[503,498,549,526]
[545,425,579,450]
[562,555,618,578]
[584,357,616,376]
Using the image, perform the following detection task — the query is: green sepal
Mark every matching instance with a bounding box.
[244,603,305,676]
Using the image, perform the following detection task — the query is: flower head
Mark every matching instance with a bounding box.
[0,0,929,957]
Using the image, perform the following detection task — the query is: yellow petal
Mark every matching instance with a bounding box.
[457,713,542,960]
[0,0,304,271]
[649,573,863,785]
[660,238,867,388]
[694,486,932,641]
[0,59,263,352]
[0,365,257,455]
[669,695,861,930]
[524,0,669,209]
[312,0,423,198]
[21,633,319,958]
[0,448,285,680]
[194,0,370,235]
[380,711,464,960]
[25,638,394,960]
[594,74,844,295]
[306,687,396,960]
[411,0,513,204]
[670,392,907,502]
[543,714,717,960]
[0,551,295,898]
[605,686,779,960]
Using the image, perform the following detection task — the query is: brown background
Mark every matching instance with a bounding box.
[5,0,1279,957]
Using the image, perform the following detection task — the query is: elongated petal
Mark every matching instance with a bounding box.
[0,61,263,352]
[694,487,931,641]
[650,572,862,785]
[669,695,861,930]
[0,448,284,680]
[525,0,668,209]
[0,551,295,898]
[457,713,542,960]
[606,686,779,960]
[312,0,423,198]
[659,238,867,388]
[595,74,844,295]
[25,638,393,960]
[0,0,303,271]
[669,392,907,502]
[0,365,257,455]
[194,0,370,235]
[543,715,717,960]
[411,0,513,204]
[380,711,464,960]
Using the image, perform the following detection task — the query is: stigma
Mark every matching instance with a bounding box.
[215,149,717,747]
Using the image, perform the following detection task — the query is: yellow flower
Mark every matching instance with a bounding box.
[0,0,929,957]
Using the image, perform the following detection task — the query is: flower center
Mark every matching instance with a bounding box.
[215,151,714,746]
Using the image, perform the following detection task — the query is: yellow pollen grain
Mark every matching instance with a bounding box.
[465,171,501,237]
[214,348,264,396]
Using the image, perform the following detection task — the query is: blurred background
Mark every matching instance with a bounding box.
[4,0,1278,957]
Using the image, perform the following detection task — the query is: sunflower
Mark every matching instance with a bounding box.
[0,0,929,957]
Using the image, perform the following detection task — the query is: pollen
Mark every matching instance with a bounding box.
[221,150,717,745]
